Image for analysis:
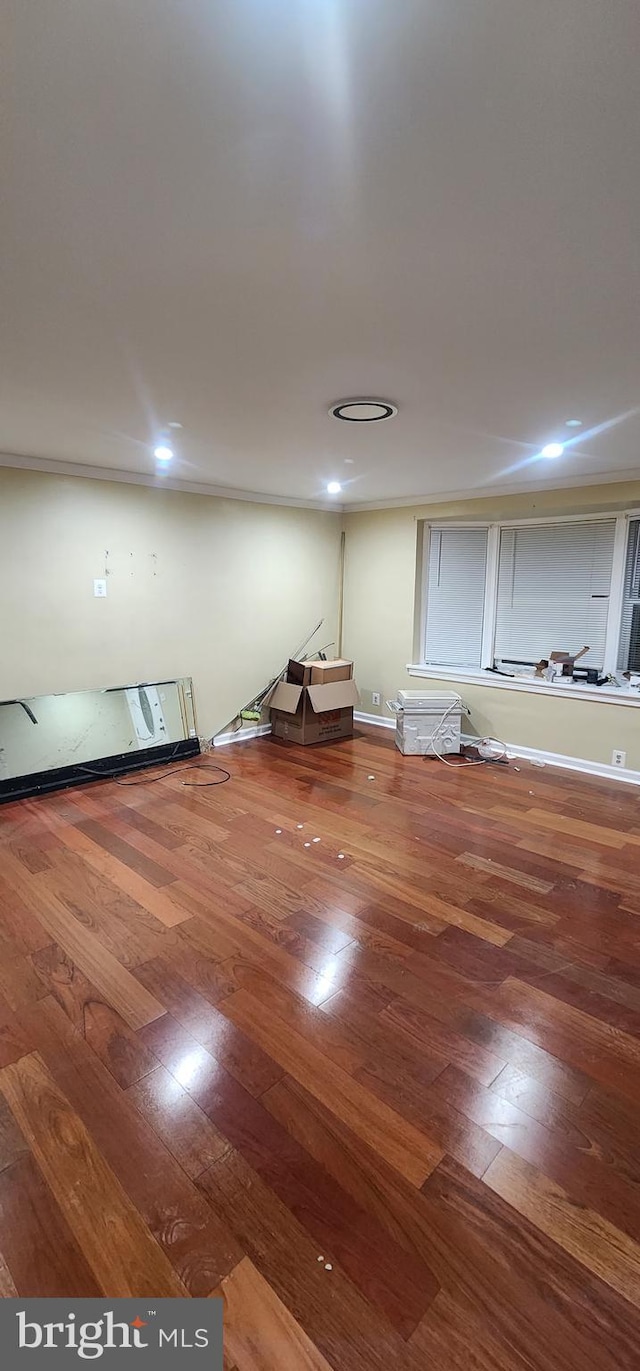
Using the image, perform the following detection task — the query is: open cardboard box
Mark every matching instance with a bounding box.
[269,676,360,745]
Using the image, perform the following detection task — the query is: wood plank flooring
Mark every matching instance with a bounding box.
[1,726,640,1366]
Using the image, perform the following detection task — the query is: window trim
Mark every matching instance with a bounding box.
[420,509,640,679]
[406,662,640,707]
[480,524,500,668]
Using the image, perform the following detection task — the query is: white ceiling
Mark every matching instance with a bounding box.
[3,0,640,508]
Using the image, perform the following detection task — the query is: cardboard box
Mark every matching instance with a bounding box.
[269,678,360,746]
[287,657,353,687]
[309,659,353,685]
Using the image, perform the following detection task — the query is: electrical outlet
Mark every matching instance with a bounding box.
[372,691,381,707]
[612,748,626,768]
[93,579,107,598]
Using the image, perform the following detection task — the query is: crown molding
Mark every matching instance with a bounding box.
[343,467,640,512]
[0,451,342,513]
[3,448,640,516]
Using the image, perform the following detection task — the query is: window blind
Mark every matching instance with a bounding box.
[424,527,488,667]
[618,518,640,671]
[495,519,616,666]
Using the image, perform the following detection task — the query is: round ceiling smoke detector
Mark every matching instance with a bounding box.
[330,399,397,423]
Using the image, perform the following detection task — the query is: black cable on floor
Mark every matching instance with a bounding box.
[77,754,231,787]
[115,762,231,787]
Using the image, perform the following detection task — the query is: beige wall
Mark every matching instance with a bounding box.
[5,466,640,771]
[342,480,640,770]
[0,469,342,740]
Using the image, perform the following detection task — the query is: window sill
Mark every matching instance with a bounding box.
[406,664,640,708]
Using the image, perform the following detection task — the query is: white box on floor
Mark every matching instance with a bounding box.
[393,690,462,756]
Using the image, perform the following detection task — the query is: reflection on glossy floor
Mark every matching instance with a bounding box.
[1,726,640,1368]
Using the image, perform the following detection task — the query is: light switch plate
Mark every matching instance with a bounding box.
[93,579,107,597]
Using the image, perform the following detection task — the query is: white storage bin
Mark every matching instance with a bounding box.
[392,690,462,756]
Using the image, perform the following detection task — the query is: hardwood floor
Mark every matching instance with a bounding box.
[1,726,640,1366]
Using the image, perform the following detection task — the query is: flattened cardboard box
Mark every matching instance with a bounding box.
[287,658,313,687]
[269,678,359,745]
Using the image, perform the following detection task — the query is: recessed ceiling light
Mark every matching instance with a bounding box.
[167,421,183,429]
[344,458,355,465]
[541,442,564,459]
[154,445,174,461]
[565,418,582,427]
[327,481,342,494]
[330,399,397,422]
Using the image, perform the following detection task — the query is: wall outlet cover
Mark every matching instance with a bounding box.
[372,692,381,707]
[93,579,107,597]
[612,749,627,768]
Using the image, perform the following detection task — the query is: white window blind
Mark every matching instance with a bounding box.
[495,520,616,666]
[618,518,640,671]
[424,527,488,666]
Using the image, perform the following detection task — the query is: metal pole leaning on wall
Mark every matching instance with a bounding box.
[337,529,346,659]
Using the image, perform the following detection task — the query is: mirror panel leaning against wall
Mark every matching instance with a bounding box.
[0,678,196,785]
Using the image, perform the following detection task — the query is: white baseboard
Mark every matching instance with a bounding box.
[354,710,395,731]
[213,722,272,748]
[355,712,640,786]
[503,741,640,787]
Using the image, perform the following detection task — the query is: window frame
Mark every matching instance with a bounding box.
[420,510,639,677]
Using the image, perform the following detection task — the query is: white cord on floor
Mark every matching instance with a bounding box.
[429,697,507,768]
